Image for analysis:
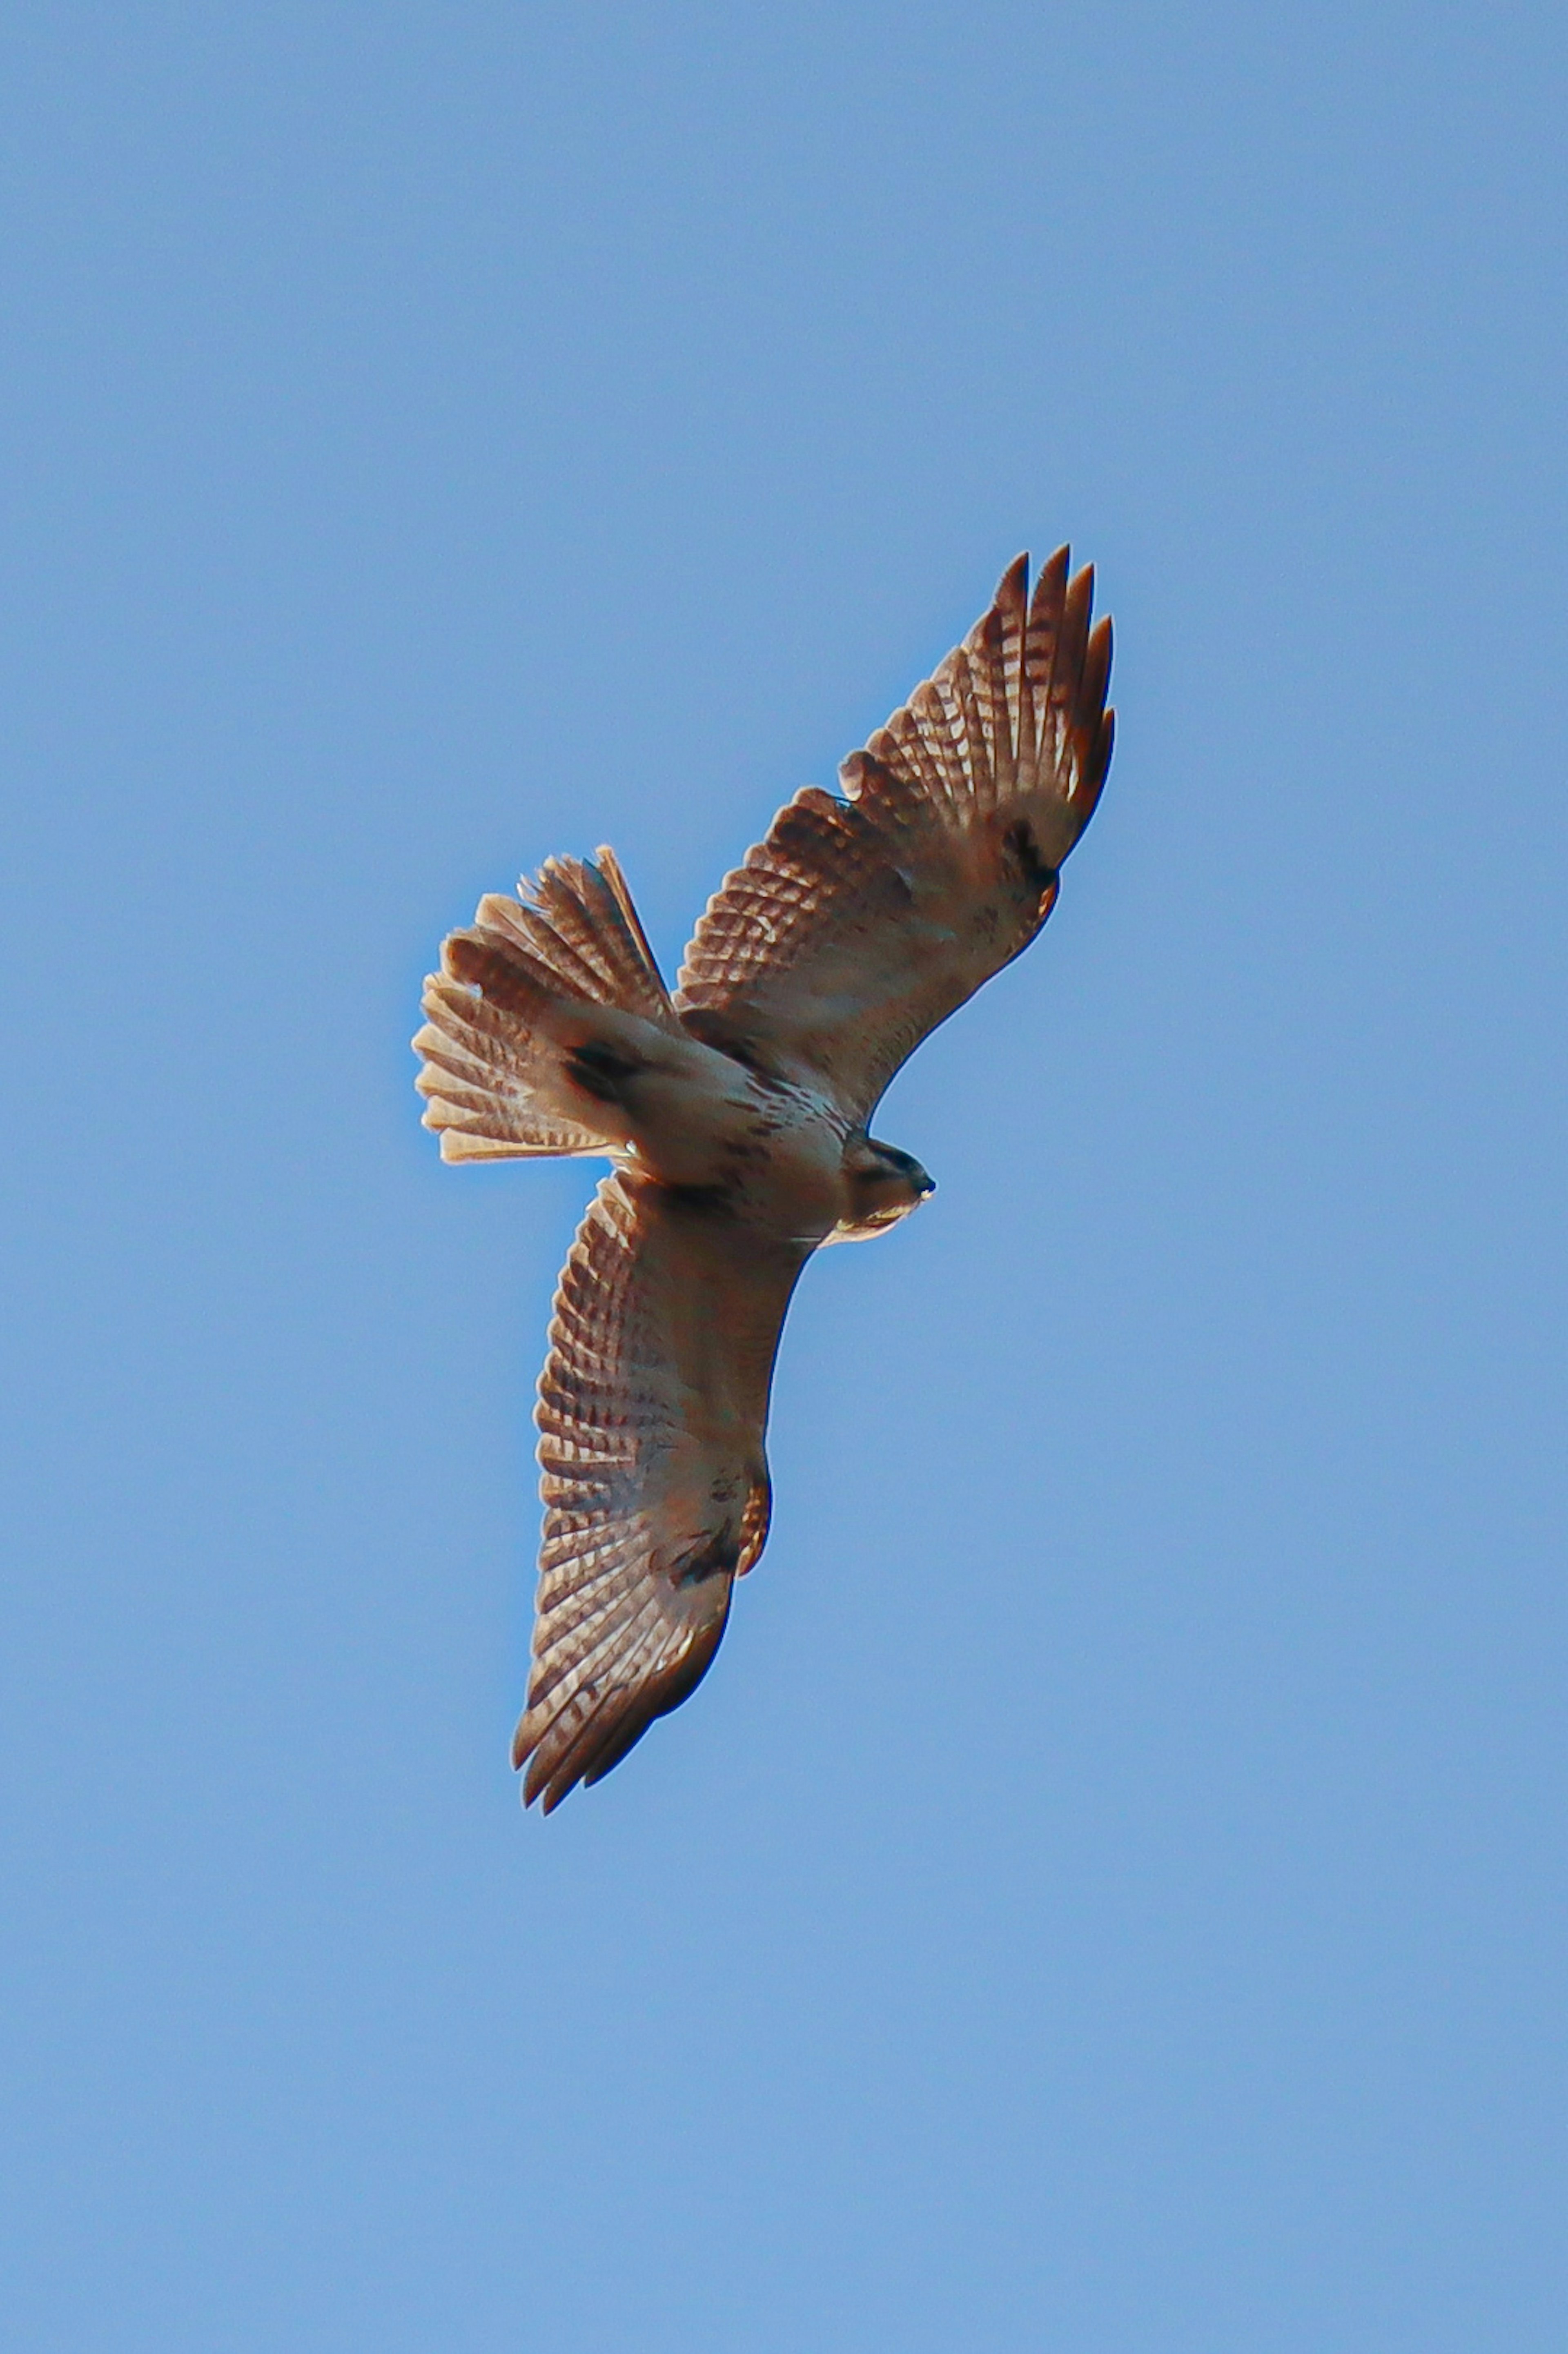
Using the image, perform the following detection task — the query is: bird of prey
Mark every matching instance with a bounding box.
[414,550,1113,1810]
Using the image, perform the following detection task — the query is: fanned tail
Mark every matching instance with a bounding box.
[414,848,678,1163]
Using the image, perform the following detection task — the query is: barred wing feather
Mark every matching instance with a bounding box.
[515,1172,806,1811]
[675,550,1113,1125]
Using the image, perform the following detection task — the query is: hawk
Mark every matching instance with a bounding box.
[414,551,1114,1809]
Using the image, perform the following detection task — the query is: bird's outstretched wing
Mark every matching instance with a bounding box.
[675,550,1113,1125]
[514,1171,806,1811]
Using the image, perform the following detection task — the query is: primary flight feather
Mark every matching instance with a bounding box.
[414,550,1114,1810]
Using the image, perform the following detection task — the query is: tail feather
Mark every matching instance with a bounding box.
[414,849,677,1164]
[414,974,607,1161]
[484,849,672,1023]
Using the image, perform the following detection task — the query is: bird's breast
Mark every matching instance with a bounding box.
[686,1077,846,1245]
[617,1040,848,1243]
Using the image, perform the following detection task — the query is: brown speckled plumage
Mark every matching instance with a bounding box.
[414,551,1114,1809]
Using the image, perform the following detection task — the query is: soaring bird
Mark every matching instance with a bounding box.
[414,551,1113,1810]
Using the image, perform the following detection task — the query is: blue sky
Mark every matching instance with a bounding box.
[2,4,1564,2347]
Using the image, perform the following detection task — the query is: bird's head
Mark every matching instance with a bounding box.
[832,1137,936,1243]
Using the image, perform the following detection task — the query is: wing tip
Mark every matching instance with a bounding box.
[512,1590,734,1813]
[993,550,1031,609]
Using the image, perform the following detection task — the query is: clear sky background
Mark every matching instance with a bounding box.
[3,5,1564,2348]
